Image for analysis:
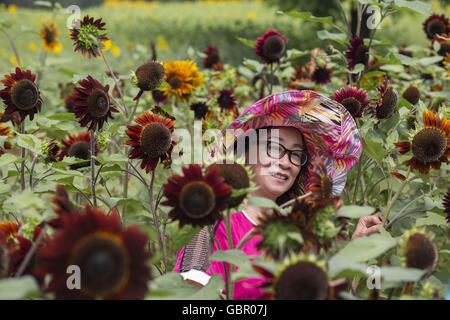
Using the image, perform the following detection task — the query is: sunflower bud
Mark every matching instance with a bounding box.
[402,86,420,105]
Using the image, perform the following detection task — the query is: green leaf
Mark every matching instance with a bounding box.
[0,276,39,299]
[242,58,264,73]
[328,255,368,278]
[247,196,279,209]
[393,53,416,66]
[93,154,129,165]
[393,0,431,15]
[236,37,255,49]
[286,232,304,244]
[347,63,365,74]
[279,11,333,24]
[189,274,223,300]
[362,138,388,168]
[317,30,346,44]
[0,153,18,167]
[47,113,77,121]
[419,56,443,66]
[336,205,376,219]
[380,267,425,283]
[98,196,142,209]
[285,49,310,60]
[16,133,43,155]
[210,249,250,266]
[416,212,447,227]
[334,233,398,262]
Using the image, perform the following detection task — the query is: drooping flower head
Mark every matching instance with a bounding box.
[254,29,288,64]
[190,102,209,120]
[398,228,439,278]
[217,89,237,115]
[59,131,101,169]
[369,78,398,119]
[0,67,43,122]
[40,20,61,53]
[333,86,370,118]
[253,254,329,300]
[132,62,165,101]
[402,85,420,105]
[125,112,176,173]
[73,76,119,131]
[161,164,232,228]
[162,60,204,102]
[346,36,369,69]
[37,201,152,299]
[70,15,108,58]
[203,45,223,71]
[394,110,449,174]
[311,65,332,85]
[423,13,450,40]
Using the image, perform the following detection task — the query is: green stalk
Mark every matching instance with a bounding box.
[224,208,235,299]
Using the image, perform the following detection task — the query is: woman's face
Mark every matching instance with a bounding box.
[248,126,304,201]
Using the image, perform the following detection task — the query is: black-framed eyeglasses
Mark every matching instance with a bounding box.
[262,140,308,167]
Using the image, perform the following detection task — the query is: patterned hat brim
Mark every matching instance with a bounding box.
[206,90,362,196]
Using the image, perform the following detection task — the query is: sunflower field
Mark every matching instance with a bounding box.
[0,0,448,303]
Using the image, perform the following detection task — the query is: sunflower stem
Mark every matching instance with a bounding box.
[269,63,274,94]
[335,0,352,38]
[15,224,47,278]
[19,121,26,191]
[90,130,97,207]
[352,153,364,204]
[208,226,231,299]
[149,169,167,273]
[280,191,312,208]
[382,169,422,227]
[99,46,129,118]
[0,29,21,66]
[29,154,37,190]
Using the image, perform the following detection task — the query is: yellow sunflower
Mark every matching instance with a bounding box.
[162,60,204,102]
[0,120,13,155]
[40,21,61,53]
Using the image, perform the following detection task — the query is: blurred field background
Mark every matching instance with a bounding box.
[0,0,447,108]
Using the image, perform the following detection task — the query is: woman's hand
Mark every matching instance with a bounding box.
[351,213,386,241]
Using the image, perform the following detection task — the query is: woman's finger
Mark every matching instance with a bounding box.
[362,215,381,227]
[366,224,381,235]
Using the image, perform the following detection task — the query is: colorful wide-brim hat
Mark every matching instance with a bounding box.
[208,90,362,196]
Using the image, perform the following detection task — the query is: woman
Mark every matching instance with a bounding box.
[173,90,384,299]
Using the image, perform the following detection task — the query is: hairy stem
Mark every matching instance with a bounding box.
[90,130,97,207]
[149,169,166,273]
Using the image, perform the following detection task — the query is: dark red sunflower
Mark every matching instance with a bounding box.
[254,29,288,64]
[394,110,449,174]
[308,158,335,200]
[369,78,398,119]
[73,76,119,131]
[152,90,168,104]
[204,45,223,71]
[70,15,108,58]
[217,89,238,115]
[37,202,152,300]
[346,36,369,69]
[311,65,332,85]
[423,13,450,40]
[65,91,77,113]
[161,164,232,228]
[125,112,176,173]
[333,86,370,118]
[132,62,165,101]
[190,102,209,120]
[59,131,101,169]
[443,189,450,224]
[0,67,43,122]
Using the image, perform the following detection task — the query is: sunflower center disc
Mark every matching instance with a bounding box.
[11,79,39,110]
[412,128,446,163]
[68,141,91,160]
[208,53,220,65]
[262,35,285,61]
[376,88,397,119]
[73,234,129,298]
[140,123,172,157]
[45,29,56,44]
[136,62,164,91]
[179,181,216,219]
[169,78,182,90]
[428,20,445,36]
[88,88,109,119]
[341,97,361,116]
[321,175,333,198]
